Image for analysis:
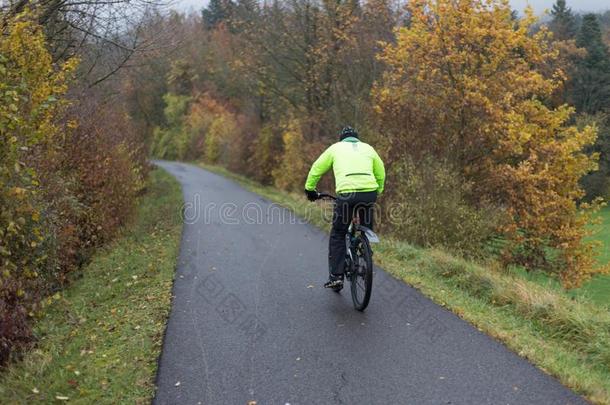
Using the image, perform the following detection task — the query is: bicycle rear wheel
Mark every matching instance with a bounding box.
[350,234,373,311]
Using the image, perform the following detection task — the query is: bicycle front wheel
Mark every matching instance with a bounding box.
[350,234,373,311]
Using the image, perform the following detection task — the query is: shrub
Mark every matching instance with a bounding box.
[225,113,254,174]
[60,101,144,243]
[151,126,178,160]
[204,113,239,164]
[0,14,77,363]
[150,94,191,159]
[150,93,245,166]
[182,96,221,160]
[249,124,282,184]
[273,120,309,192]
[32,94,145,338]
[0,14,144,365]
[381,158,503,258]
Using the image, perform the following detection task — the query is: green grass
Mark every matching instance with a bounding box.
[581,275,610,306]
[591,207,610,264]
[201,163,610,405]
[580,206,610,306]
[0,168,183,404]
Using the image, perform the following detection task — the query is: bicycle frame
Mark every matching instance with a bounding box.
[345,224,379,273]
[318,192,376,310]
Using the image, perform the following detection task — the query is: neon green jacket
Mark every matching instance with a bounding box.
[305,137,386,194]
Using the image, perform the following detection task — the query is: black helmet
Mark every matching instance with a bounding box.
[340,126,358,140]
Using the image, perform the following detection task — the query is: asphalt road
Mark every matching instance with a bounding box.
[153,161,586,405]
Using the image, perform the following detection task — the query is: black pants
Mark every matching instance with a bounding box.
[329,191,377,277]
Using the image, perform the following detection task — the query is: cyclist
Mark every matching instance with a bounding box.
[304,126,385,289]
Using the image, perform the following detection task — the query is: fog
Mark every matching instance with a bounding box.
[175,0,610,14]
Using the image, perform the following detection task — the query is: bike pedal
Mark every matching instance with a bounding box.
[324,280,344,289]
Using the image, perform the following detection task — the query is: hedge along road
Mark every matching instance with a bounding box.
[153,161,585,405]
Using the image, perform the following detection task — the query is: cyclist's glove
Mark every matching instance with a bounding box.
[305,189,319,202]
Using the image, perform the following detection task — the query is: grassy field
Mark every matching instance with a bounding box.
[0,168,183,404]
[581,206,610,306]
[201,163,610,405]
[583,274,610,307]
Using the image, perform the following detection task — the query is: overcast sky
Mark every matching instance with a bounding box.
[510,0,609,13]
[175,0,609,14]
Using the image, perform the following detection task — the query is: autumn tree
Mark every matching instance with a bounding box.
[167,59,196,96]
[374,0,602,286]
[1,0,173,86]
[232,0,389,138]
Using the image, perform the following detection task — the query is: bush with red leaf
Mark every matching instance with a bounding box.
[0,14,146,365]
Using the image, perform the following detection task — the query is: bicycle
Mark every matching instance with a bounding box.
[318,193,380,311]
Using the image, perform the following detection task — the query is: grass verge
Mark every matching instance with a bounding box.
[201,163,610,405]
[0,168,183,404]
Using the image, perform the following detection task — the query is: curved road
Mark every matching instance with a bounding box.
[153,161,585,405]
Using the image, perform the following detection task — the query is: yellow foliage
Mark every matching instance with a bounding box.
[205,114,238,164]
[273,120,308,191]
[151,94,242,164]
[249,124,282,185]
[0,12,77,361]
[187,95,231,162]
[0,13,74,278]
[373,0,603,286]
